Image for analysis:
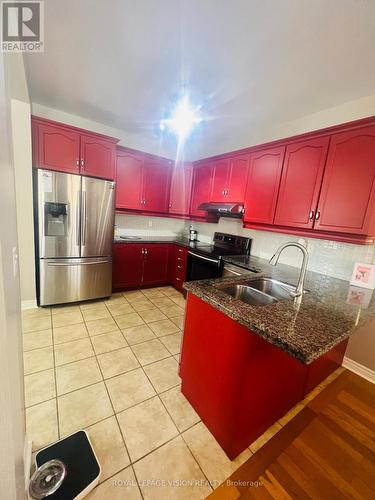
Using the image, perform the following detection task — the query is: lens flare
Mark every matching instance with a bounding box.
[160,95,202,140]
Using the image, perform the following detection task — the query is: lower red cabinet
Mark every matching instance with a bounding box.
[168,245,188,291]
[143,244,170,286]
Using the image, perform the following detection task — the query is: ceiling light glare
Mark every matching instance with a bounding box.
[160,95,202,140]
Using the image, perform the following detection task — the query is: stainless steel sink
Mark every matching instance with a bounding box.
[119,236,142,240]
[220,278,307,306]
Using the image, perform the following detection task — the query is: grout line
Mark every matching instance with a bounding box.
[50,309,60,440]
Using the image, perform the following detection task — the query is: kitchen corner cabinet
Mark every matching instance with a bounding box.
[190,162,214,217]
[32,117,117,180]
[314,126,375,235]
[169,163,193,215]
[243,146,285,224]
[210,155,249,203]
[142,158,172,213]
[142,244,170,285]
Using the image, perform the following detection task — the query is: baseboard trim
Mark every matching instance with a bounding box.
[24,434,32,493]
[21,299,37,310]
[343,356,375,384]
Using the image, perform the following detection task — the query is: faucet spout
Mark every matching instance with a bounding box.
[269,242,309,297]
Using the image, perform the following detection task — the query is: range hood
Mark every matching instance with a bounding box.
[198,202,244,218]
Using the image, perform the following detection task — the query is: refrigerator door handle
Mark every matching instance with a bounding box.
[81,191,87,246]
[47,259,110,266]
[76,192,81,246]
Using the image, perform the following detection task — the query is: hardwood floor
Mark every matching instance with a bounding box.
[208,370,375,499]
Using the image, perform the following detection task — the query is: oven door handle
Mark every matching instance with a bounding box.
[188,251,221,266]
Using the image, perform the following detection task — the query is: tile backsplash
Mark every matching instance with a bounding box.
[115,213,375,282]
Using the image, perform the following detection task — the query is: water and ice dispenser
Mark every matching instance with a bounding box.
[44,202,68,237]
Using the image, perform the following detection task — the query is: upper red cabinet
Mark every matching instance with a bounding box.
[314,126,375,235]
[190,162,214,217]
[210,159,230,202]
[210,155,249,203]
[115,150,144,210]
[274,137,330,229]
[244,146,285,224]
[36,122,80,174]
[32,117,118,180]
[143,158,172,213]
[80,134,116,180]
[169,163,193,215]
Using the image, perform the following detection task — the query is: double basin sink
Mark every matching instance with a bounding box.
[220,278,306,306]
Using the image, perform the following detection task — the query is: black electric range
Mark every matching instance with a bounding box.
[186,232,252,282]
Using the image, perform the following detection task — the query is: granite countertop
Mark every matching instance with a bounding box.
[113,236,211,249]
[184,255,375,364]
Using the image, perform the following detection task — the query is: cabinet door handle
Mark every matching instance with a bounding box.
[309,210,315,220]
[76,159,80,167]
[315,210,321,221]
[80,159,84,166]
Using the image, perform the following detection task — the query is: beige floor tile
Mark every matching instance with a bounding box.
[160,286,180,296]
[54,338,94,366]
[160,386,200,432]
[97,347,140,379]
[149,297,176,308]
[148,319,180,337]
[117,396,178,462]
[82,306,111,322]
[86,317,119,336]
[158,305,184,318]
[79,299,105,310]
[131,339,170,366]
[170,297,186,309]
[91,331,127,355]
[170,315,184,329]
[183,422,252,485]
[22,315,52,333]
[106,368,156,413]
[159,332,182,355]
[143,357,180,393]
[174,354,180,363]
[107,302,135,317]
[58,382,113,437]
[86,416,130,483]
[52,311,83,328]
[134,436,212,500]
[26,399,58,451]
[249,423,282,453]
[141,289,166,299]
[56,357,102,395]
[53,323,88,345]
[131,300,156,312]
[22,307,50,319]
[51,304,81,315]
[103,294,128,306]
[278,403,305,426]
[115,312,145,329]
[121,324,155,345]
[86,466,142,500]
[23,329,52,351]
[24,346,54,375]
[123,290,144,302]
[138,308,167,323]
[24,369,56,407]
[164,291,184,300]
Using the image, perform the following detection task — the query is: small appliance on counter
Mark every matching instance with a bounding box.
[189,224,198,242]
[186,232,254,281]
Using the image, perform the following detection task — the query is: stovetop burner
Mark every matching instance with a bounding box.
[189,232,252,259]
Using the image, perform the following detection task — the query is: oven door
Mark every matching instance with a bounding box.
[186,251,223,281]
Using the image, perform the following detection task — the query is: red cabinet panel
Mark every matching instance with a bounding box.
[142,244,170,285]
[315,126,375,234]
[190,162,214,217]
[143,159,172,213]
[36,123,80,174]
[227,154,249,202]
[115,151,143,210]
[80,134,116,180]
[210,159,230,202]
[169,163,193,215]
[244,146,285,224]
[274,137,329,228]
[168,245,188,291]
[112,243,143,290]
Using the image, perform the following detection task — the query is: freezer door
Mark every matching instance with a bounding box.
[37,169,81,258]
[39,258,112,306]
[81,176,115,257]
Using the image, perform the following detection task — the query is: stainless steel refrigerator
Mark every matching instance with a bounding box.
[34,169,115,306]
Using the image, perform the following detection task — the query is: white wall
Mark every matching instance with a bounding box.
[115,213,186,238]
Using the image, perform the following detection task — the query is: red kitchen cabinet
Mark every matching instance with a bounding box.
[142,244,170,285]
[112,243,143,290]
[210,159,230,202]
[143,158,172,213]
[36,122,80,174]
[80,134,116,180]
[190,162,214,217]
[314,126,375,235]
[169,163,193,215]
[274,137,330,228]
[244,146,285,224]
[115,151,144,210]
[226,154,249,202]
[168,245,188,291]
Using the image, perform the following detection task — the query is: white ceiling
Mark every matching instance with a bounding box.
[25,0,375,159]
